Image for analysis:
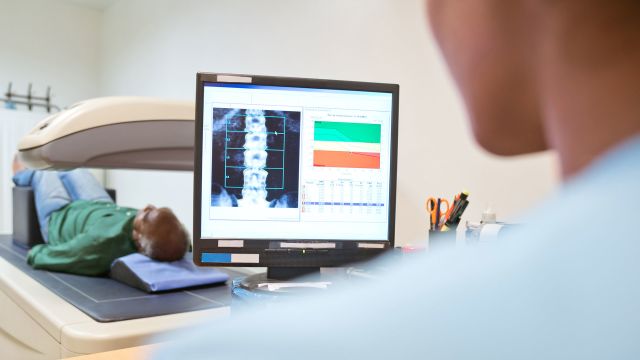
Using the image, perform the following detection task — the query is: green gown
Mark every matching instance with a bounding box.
[27,200,138,276]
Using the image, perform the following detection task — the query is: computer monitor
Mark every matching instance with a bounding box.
[194,73,399,283]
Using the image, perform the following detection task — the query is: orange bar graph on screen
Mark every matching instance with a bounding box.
[313,150,380,169]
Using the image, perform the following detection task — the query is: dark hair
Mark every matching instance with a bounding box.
[139,209,190,261]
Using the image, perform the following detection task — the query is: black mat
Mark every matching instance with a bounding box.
[0,234,242,323]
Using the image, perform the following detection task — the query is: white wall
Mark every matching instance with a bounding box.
[0,0,102,110]
[0,0,104,233]
[0,110,44,233]
[100,0,559,245]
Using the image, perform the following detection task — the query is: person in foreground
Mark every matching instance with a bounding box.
[13,159,189,276]
[155,1,640,358]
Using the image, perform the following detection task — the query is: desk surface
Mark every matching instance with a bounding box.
[67,344,156,360]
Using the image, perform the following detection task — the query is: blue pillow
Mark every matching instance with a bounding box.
[110,252,229,293]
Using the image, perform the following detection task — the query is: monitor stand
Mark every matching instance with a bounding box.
[237,267,328,295]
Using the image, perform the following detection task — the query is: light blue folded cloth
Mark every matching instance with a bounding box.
[110,253,229,293]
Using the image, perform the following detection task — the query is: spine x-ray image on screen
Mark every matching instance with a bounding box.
[210,108,300,208]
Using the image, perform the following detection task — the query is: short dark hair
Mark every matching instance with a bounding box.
[139,209,190,261]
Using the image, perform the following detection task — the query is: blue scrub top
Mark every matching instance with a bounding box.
[154,135,640,359]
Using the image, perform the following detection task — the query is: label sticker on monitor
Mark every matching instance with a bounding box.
[231,254,259,263]
[358,243,385,249]
[218,239,244,248]
[216,75,252,83]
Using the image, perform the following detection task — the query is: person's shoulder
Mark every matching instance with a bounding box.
[528,135,640,244]
[84,204,136,238]
[492,136,640,295]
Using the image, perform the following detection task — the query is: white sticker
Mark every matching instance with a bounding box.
[358,243,385,249]
[231,253,260,263]
[216,75,252,83]
[218,240,244,248]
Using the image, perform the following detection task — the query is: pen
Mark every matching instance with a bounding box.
[446,193,460,221]
[445,191,469,229]
[447,200,468,227]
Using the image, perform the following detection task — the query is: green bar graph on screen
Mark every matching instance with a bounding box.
[314,121,381,143]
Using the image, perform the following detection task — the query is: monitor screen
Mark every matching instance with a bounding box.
[194,73,398,267]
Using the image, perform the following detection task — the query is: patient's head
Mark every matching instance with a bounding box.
[132,205,189,261]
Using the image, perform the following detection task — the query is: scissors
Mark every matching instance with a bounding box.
[426,197,450,231]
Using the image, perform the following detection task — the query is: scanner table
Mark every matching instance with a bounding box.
[0,234,252,359]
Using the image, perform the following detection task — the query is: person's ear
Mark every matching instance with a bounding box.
[131,229,141,250]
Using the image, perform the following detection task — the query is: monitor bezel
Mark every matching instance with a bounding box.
[193,72,399,267]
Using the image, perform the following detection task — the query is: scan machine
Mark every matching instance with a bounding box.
[0,96,235,359]
[17,96,195,170]
[0,74,399,358]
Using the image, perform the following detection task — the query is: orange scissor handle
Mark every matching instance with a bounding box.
[426,197,450,228]
[426,197,438,225]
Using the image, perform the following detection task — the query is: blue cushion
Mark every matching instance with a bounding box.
[110,253,229,293]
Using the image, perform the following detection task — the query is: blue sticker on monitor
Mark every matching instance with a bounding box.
[201,253,232,263]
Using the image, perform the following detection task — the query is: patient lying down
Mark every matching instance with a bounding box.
[12,157,189,276]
